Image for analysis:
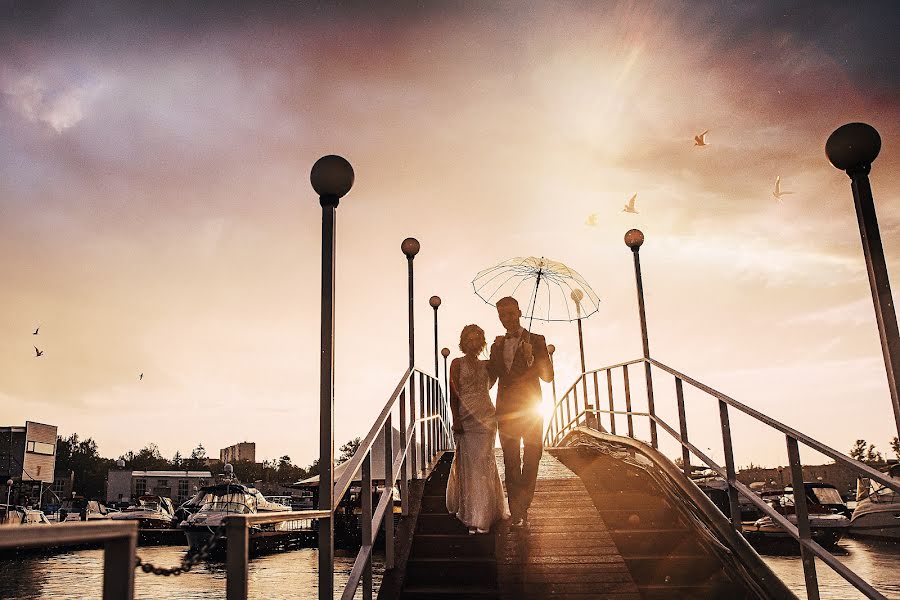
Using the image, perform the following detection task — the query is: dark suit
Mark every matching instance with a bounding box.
[488,329,553,519]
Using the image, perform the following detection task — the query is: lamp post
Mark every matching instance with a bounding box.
[6,479,12,510]
[826,123,900,439]
[311,154,354,600]
[571,289,593,428]
[625,229,658,448]
[402,238,421,478]
[441,347,451,450]
[430,296,441,378]
[441,347,450,404]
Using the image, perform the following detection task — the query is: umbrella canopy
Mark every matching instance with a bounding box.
[472,256,600,323]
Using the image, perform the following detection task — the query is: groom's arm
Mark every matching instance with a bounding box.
[530,334,554,383]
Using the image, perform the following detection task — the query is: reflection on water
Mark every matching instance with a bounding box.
[2,537,897,599]
[760,537,900,600]
[0,546,383,600]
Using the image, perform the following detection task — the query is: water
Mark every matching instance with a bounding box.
[0,546,383,600]
[1,538,896,599]
[760,537,900,600]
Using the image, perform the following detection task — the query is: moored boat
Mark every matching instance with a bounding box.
[180,481,312,553]
[109,495,175,529]
[849,463,900,540]
[741,486,850,550]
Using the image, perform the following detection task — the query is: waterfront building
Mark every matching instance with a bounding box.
[0,421,58,507]
[106,469,212,505]
[220,441,256,464]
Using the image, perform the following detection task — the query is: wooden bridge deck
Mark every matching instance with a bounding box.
[494,449,641,599]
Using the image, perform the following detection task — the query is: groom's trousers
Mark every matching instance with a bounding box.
[498,410,543,518]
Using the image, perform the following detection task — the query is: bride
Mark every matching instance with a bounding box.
[446,324,509,533]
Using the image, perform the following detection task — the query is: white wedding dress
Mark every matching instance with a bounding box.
[446,358,509,531]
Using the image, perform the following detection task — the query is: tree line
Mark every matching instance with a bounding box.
[55,433,363,500]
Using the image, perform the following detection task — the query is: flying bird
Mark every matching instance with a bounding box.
[772,176,795,201]
[694,130,709,147]
[585,213,599,227]
[34,346,43,357]
[622,194,638,214]
[33,326,39,335]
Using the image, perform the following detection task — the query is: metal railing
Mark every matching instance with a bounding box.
[545,356,900,600]
[0,367,450,600]
[225,366,452,600]
[0,520,137,599]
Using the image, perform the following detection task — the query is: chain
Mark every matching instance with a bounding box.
[134,523,227,576]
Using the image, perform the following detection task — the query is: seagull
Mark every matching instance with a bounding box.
[33,326,39,335]
[622,194,638,214]
[34,346,43,357]
[139,373,143,381]
[585,213,599,226]
[773,175,795,201]
[694,130,709,147]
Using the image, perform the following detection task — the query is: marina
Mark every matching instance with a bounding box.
[1,3,899,599]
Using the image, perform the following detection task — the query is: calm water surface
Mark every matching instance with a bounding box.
[0,546,383,600]
[1,538,896,599]
[760,537,899,600]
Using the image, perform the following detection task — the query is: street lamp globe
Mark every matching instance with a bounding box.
[826,123,881,171]
[429,296,441,309]
[310,155,355,198]
[441,347,450,358]
[6,479,12,487]
[624,229,644,249]
[116,459,125,469]
[401,237,420,258]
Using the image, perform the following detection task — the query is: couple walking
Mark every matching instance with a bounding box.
[446,296,554,534]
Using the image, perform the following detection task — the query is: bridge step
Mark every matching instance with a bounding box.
[404,556,497,586]
[420,494,449,513]
[410,533,495,558]
[401,452,500,598]
[400,584,499,600]
[415,513,470,534]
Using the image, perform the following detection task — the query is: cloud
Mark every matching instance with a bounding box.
[3,74,103,132]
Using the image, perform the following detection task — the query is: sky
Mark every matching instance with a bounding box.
[1,1,899,470]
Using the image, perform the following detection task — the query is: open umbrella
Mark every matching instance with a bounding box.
[472,256,599,327]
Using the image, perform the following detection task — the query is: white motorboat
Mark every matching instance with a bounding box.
[109,495,176,530]
[180,481,309,553]
[849,463,900,540]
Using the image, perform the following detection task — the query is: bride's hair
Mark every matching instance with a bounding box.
[459,324,486,354]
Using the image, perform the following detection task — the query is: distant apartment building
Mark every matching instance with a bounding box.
[0,421,58,483]
[220,441,256,464]
[1,421,58,508]
[106,470,212,505]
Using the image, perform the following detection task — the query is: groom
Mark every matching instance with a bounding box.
[489,296,554,527]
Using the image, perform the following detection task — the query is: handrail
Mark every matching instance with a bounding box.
[0,520,137,599]
[333,367,414,510]
[222,365,451,600]
[546,356,900,600]
[646,358,899,490]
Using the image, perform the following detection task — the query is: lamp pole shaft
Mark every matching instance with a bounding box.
[318,197,337,600]
[850,168,900,438]
[576,317,592,428]
[433,308,439,378]
[408,259,415,369]
[632,248,658,448]
[443,356,449,408]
